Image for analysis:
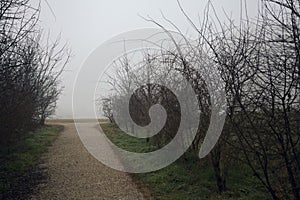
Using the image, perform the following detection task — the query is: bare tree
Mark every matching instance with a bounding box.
[101,97,114,123]
[0,0,70,143]
[187,0,300,198]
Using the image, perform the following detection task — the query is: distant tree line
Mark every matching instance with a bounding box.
[0,0,70,145]
[102,0,299,199]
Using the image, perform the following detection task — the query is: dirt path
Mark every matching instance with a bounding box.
[30,123,145,200]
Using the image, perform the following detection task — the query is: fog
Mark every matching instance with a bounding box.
[35,0,259,118]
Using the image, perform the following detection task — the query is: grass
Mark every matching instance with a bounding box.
[0,125,63,199]
[101,123,271,200]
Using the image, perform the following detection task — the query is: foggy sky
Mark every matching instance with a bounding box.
[34,0,259,118]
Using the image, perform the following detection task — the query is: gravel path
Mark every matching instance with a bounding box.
[30,123,145,200]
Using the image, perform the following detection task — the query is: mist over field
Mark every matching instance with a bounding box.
[35,0,259,119]
[1,0,299,199]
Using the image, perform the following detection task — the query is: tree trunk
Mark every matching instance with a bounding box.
[211,146,227,193]
[40,115,45,126]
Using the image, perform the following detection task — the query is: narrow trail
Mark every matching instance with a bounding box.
[30,123,145,200]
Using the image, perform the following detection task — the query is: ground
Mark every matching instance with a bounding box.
[30,123,145,200]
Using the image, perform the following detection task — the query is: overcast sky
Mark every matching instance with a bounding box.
[34,0,259,118]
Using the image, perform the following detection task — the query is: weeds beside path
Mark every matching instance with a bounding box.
[0,125,63,199]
